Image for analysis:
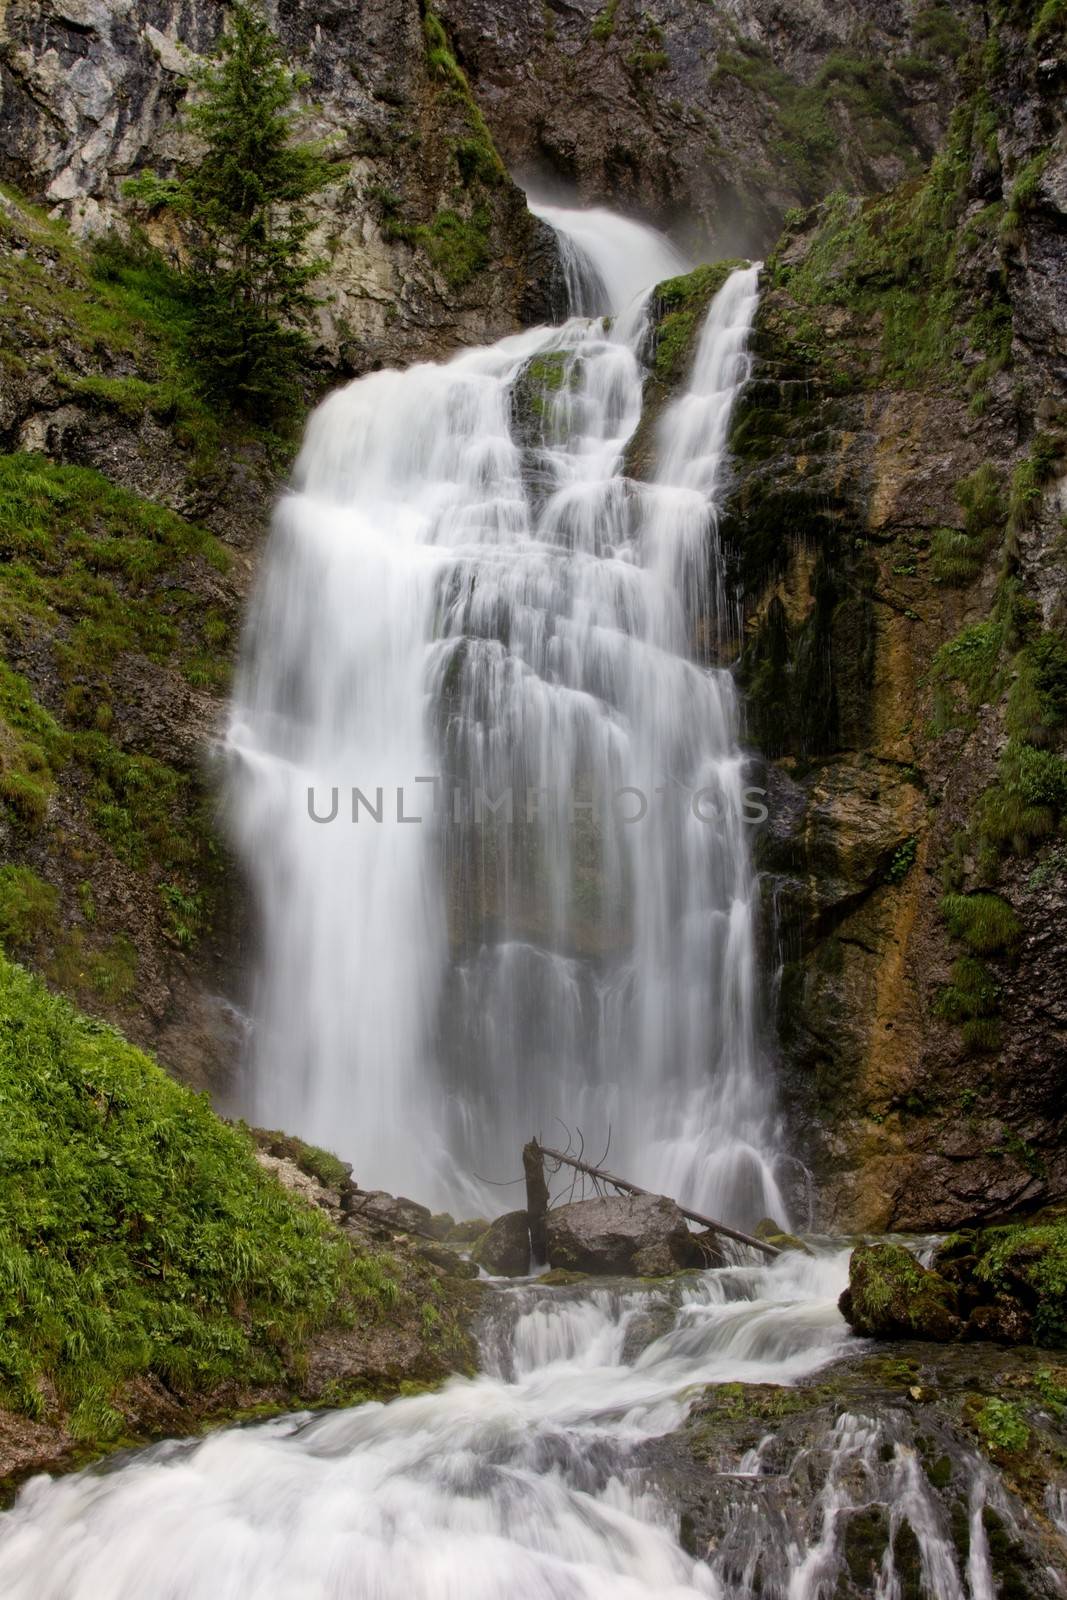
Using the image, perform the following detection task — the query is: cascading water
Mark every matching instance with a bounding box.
[226,203,785,1226]
[0,1249,1028,1598]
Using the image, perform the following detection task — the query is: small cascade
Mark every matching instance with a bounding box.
[1,1249,1048,1598]
[226,201,784,1227]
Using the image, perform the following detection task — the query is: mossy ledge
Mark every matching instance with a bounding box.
[0,954,478,1493]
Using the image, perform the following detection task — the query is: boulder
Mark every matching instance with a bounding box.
[473,1210,531,1276]
[839,1243,962,1341]
[546,1193,696,1277]
[754,1216,813,1257]
[415,1242,480,1280]
[345,1190,433,1236]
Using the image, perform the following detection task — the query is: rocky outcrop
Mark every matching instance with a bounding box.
[438,0,970,253]
[643,1344,1067,1593]
[546,1192,698,1276]
[0,0,555,372]
[712,6,1067,1231]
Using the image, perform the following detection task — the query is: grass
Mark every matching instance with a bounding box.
[0,954,403,1443]
[941,892,1021,954]
[935,956,1001,1052]
[0,867,59,952]
[931,464,1006,586]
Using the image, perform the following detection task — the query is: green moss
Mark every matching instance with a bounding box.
[931,463,1006,585]
[941,892,1021,954]
[771,89,1006,392]
[0,954,404,1442]
[712,43,920,196]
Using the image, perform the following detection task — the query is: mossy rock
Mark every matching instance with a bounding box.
[754,1215,813,1256]
[840,1243,962,1341]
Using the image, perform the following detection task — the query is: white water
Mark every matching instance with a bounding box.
[227,203,785,1225]
[0,1252,856,1599]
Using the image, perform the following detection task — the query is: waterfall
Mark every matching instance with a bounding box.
[226,203,784,1226]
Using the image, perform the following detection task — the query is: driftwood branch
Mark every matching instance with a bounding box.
[529,1140,780,1258]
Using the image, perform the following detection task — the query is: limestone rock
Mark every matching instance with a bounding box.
[346,1190,434,1237]
[473,1210,530,1277]
[839,1244,962,1341]
[546,1193,697,1278]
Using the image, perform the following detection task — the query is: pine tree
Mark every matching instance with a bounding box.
[128,2,336,414]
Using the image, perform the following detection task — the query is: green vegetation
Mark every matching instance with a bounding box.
[931,464,1006,586]
[0,454,234,952]
[376,11,503,290]
[652,261,746,382]
[940,892,1021,955]
[0,954,403,1444]
[253,1130,352,1191]
[935,956,1001,1052]
[713,43,921,196]
[974,1397,1031,1453]
[913,4,969,59]
[591,1,619,42]
[0,867,58,953]
[974,1217,1067,1345]
[770,88,1009,393]
[885,835,917,884]
[126,2,336,414]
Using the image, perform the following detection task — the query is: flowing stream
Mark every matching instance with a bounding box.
[226,204,784,1226]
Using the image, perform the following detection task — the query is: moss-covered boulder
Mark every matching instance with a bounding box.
[839,1243,962,1340]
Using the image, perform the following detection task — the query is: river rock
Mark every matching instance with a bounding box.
[473,1211,530,1277]
[839,1244,962,1341]
[755,1217,813,1256]
[546,1194,696,1277]
[346,1190,434,1237]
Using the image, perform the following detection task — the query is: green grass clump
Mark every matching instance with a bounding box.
[935,956,1001,1051]
[0,954,399,1440]
[913,4,969,58]
[0,866,59,952]
[255,1129,352,1190]
[932,463,1006,584]
[929,620,1005,729]
[419,206,492,288]
[590,0,619,41]
[941,892,1021,954]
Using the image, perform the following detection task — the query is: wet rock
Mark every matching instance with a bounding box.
[755,1217,813,1256]
[345,1190,434,1237]
[415,1242,479,1280]
[546,1193,697,1277]
[839,1244,962,1341]
[448,1217,491,1243]
[473,1210,530,1277]
[428,1213,456,1241]
[966,1299,1033,1344]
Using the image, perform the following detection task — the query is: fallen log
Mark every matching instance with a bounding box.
[525,1140,780,1259]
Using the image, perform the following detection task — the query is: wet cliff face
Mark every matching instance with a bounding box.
[437,0,971,253]
[0,0,554,371]
[716,7,1067,1230]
